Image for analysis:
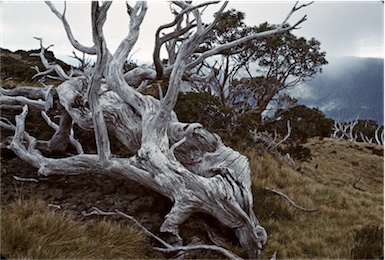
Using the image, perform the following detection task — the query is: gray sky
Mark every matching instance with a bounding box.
[1,1,384,65]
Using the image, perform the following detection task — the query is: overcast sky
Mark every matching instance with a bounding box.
[1,1,384,65]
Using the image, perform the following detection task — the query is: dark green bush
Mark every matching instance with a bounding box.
[266,105,333,143]
[279,144,312,161]
[355,119,383,143]
[174,92,234,136]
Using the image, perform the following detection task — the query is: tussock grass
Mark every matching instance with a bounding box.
[0,199,151,259]
[247,138,383,259]
[1,138,383,259]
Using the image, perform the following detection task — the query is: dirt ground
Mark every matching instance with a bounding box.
[0,108,238,258]
[0,108,172,236]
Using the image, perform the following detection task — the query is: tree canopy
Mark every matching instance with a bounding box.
[195,9,328,119]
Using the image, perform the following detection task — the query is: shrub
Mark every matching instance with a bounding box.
[266,105,333,143]
[174,92,234,136]
[279,144,312,161]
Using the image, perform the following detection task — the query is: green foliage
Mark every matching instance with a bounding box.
[266,105,333,143]
[204,10,328,117]
[230,112,262,144]
[355,119,383,142]
[174,92,233,135]
[280,144,312,161]
[0,55,37,82]
[174,92,265,146]
[260,105,333,160]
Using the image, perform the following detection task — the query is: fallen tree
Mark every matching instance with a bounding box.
[0,1,311,258]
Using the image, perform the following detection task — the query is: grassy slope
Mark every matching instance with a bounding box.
[0,199,155,259]
[249,138,383,259]
[1,138,383,259]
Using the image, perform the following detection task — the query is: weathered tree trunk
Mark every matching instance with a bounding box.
[1,1,312,258]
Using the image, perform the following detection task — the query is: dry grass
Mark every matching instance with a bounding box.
[1,138,383,259]
[0,199,152,259]
[247,138,383,259]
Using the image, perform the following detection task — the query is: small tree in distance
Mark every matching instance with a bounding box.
[195,9,328,121]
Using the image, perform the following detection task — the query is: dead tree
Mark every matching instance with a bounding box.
[331,119,384,146]
[0,1,311,258]
[331,118,359,141]
[359,126,384,145]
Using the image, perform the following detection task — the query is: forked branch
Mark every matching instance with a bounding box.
[45,1,97,54]
[30,37,72,81]
[185,1,312,71]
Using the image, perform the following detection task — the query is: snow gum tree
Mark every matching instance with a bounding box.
[0,1,312,258]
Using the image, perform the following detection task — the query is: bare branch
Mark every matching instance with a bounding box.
[0,117,16,131]
[45,1,97,54]
[13,175,39,183]
[31,37,72,81]
[352,174,366,192]
[274,120,292,147]
[0,95,45,111]
[107,2,148,115]
[186,2,309,71]
[279,1,313,29]
[153,1,222,79]
[83,207,242,260]
[374,126,384,145]
[265,187,319,212]
[331,118,359,142]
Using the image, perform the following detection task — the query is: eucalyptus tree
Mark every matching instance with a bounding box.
[0,1,311,258]
[195,8,327,119]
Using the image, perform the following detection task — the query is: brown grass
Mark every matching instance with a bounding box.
[0,199,152,259]
[1,138,383,259]
[247,138,383,259]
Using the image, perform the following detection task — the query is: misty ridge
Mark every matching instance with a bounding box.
[291,56,384,125]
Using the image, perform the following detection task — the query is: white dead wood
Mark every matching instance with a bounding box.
[41,111,84,154]
[264,187,319,212]
[30,37,73,81]
[331,118,359,141]
[83,207,242,259]
[374,125,384,145]
[359,132,373,144]
[45,1,97,55]
[250,120,292,153]
[12,175,39,183]
[48,203,62,209]
[1,1,314,258]
[360,126,384,145]
[332,119,384,145]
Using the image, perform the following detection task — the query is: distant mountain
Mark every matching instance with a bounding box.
[289,56,384,125]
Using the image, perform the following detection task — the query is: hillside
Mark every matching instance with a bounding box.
[1,136,383,258]
[0,47,72,87]
[0,48,383,258]
[291,56,384,125]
